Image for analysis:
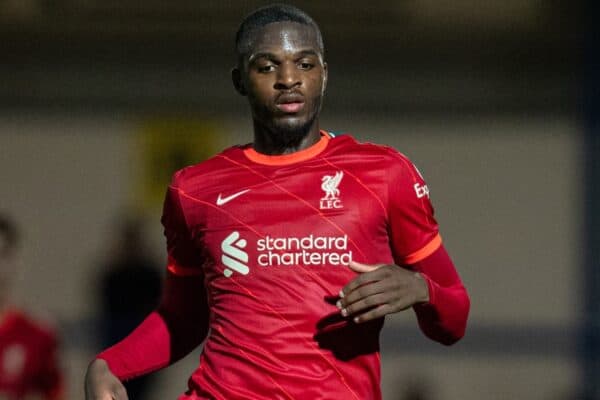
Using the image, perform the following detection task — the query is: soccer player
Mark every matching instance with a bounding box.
[85,4,470,399]
[0,214,64,400]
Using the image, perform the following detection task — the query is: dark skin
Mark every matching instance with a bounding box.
[232,22,327,155]
[85,20,429,400]
[339,261,429,324]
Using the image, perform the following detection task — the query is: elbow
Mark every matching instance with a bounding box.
[440,293,471,346]
[424,323,466,346]
[419,292,470,346]
[437,325,466,346]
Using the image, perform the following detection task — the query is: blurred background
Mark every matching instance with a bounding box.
[0,0,597,399]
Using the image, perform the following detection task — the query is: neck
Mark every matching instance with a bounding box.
[252,120,321,155]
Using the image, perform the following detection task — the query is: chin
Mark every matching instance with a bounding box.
[271,118,313,146]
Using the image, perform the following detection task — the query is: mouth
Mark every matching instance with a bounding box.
[275,93,305,114]
[276,102,305,113]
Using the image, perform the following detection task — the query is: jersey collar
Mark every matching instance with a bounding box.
[243,131,331,166]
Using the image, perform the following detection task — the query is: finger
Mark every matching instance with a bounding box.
[352,304,394,324]
[338,278,395,309]
[340,266,392,299]
[340,292,390,318]
[354,295,418,323]
[347,260,385,274]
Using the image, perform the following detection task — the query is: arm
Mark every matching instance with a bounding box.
[86,179,209,399]
[410,245,469,344]
[85,271,208,399]
[338,244,469,345]
[338,153,469,345]
[95,270,208,379]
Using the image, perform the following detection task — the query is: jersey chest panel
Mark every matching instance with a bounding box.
[191,161,393,286]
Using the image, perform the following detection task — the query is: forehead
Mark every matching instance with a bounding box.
[245,21,321,56]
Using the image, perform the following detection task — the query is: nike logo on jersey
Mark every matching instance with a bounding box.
[216,189,250,206]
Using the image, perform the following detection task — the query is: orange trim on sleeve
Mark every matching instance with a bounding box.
[167,260,203,277]
[402,234,442,265]
[243,130,330,165]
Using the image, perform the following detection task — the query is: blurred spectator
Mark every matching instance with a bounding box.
[96,214,162,400]
[396,375,434,400]
[400,383,431,400]
[0,213,64,399]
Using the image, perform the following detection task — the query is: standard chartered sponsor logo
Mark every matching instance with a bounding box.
[221,231,249,277]
[221,232,353,276]
[257,234,353,267]
[221,231,352,278]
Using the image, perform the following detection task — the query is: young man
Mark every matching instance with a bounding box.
[0,214,64,400]
[85,4,470,399]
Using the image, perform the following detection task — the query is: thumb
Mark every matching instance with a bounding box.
[348,260,385,273]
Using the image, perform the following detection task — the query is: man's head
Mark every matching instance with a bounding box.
[232,4,327,149]
[234,4,324,63]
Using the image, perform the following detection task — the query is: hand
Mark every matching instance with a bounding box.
[84,359,128,400]
[336,261,430,324]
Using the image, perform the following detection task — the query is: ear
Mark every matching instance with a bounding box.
[231,67,247,96]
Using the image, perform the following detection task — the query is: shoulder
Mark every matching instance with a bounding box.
[169,144,247,190]
[327,132,418,173]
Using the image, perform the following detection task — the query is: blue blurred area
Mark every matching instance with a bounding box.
[581,1,600,398]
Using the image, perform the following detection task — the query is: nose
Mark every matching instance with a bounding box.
[274,62,300,90]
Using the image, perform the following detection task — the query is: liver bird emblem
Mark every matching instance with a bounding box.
[321,171,344,200]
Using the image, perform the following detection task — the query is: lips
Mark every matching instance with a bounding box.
[277,102,304,113]
[275,92,305,113]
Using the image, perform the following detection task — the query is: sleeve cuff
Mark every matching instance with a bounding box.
[416,272,437,307]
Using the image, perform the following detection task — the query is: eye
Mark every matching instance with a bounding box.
[298,61,314,70]
[257,64,276,73]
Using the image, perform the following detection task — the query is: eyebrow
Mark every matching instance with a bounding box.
[248,52,277,64]
[248,49,322,64]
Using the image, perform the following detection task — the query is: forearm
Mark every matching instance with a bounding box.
[97,273,208,380]
[97,311,173,380]
[411,245,470,345]
[413,278,469,345]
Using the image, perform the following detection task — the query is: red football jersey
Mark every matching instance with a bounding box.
[163,132,440,400]
[0,309,63,400]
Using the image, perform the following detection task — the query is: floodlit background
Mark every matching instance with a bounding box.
[1,1,596,399]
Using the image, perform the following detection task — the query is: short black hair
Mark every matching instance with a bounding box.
[0,213,19,255]
[235,4,324,60]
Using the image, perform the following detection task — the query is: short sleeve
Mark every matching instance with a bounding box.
[161,175,205,277]
[387,154,441,265]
